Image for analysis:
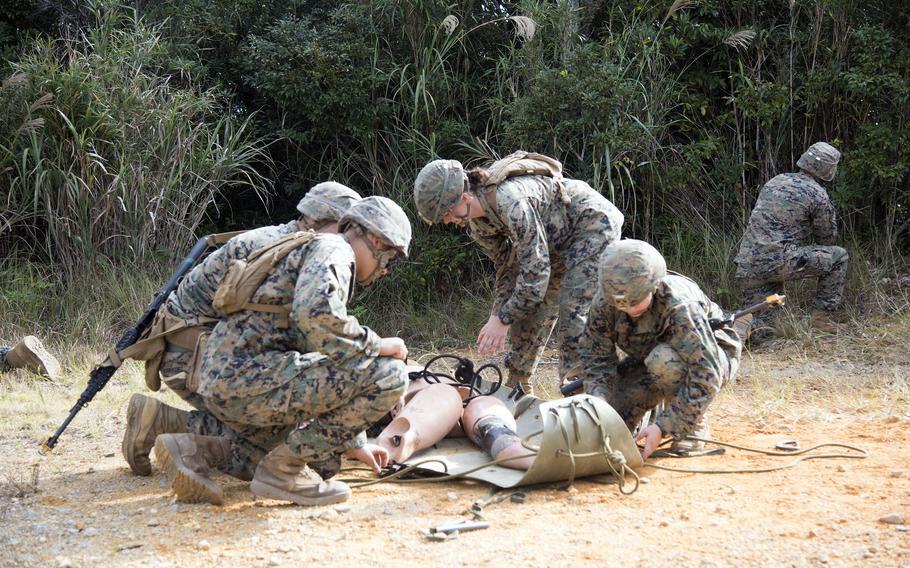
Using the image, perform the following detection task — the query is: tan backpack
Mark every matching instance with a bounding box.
[480,151,567,226]
[212,230,318,327]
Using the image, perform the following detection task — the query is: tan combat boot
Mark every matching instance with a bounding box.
[810,310,838,334]
[670,413,710,454]
[4,336,61,378]
[154,433,231,505]
[250,444,351,506]
[122,394,189,476]
[731,313,753,343]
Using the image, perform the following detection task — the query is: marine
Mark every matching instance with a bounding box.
[154,196,412,505]
[121,182,362,481]
[414,152,624,394]
[579,239,741,459]
[733,142,847,339]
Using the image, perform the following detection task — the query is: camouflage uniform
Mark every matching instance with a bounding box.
[0,348,10,372]
[159,220,301,478]
[580,274,741,439]
[197,234,408,478]
[734,144,847,327]
[468,176,623,380]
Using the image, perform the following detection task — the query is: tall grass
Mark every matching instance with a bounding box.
[0,2,273,280]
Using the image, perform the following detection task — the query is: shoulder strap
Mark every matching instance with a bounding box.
[212,231,318,327]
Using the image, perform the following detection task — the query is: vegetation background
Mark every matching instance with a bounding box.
[1,0,907,353]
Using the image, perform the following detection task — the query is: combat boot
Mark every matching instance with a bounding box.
[4,336,61,378]
[810,309,838,334]
[122,394,189,476]
[154,434,231,505]
[250,444,351,506]
[670,413,710,454]
[731,313,753,343]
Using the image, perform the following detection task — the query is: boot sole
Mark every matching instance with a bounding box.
[19,336,61,378]
[154,436,224,505]
[122,394,153,476]
[250,479,351,506]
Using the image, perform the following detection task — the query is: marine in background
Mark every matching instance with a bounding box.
[733,142,847,340]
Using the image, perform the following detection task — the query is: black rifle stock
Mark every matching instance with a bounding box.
[41,235,219,453]
[558,294,786,397]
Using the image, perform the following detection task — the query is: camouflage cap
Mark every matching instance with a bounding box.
[297,181,362,223]
[796,142,841,182]
[413,159,465,225]
[339,196,412,256]
[600,239,667,309]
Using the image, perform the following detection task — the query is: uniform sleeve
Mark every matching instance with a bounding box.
[811,190,838,246]
[580,291,620,392]
[468,221,517,314]
[654,304,727,438]
[496,199,551,324]
[291,257,381,372]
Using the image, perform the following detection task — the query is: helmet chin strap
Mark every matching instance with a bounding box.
[358,228,400,287]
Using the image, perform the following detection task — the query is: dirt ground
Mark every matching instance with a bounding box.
[1,320,909,567]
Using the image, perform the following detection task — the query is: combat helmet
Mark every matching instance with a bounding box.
[796,142,841,182]
[339,196,412,257]
[413,159,465,225]
[297,181,362,224]
[599,239,667,309]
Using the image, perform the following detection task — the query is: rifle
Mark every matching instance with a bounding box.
[41,231,243,453]
[558,294,786,397]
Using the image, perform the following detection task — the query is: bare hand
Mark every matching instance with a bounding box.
[635,424,664,460]
[344,444,389,475]
[379,337,408,361]
[476,315,510,356]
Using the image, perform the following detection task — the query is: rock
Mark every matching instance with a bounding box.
[268,557,281,566]
[334,504,352,514]
[149,508,158,515]
[807,530,818,538]
[837,465,847,473]
[321,509,340,521]
[639,477,650,484]
[84,527,99,537]
[198,540,210,551]
[55,557,73,568]
[890,471,903,478]
[659,521,669,528]
[879,514,904,525]
[147,519,160,527]
[896,525,908,532]
[447,491,458,501]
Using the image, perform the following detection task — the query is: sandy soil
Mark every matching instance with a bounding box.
[1,333,908,568]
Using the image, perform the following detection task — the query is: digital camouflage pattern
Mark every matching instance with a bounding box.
[598,239,667,309]
[413,159,465,224]
[468,176,624,380]
[734,170,848,318]
[579,274,741,439]
[338,196,412,255]
[795,142,841,182]
[297,182,361,225]
[159,220,300,479]
[197,235,407,476]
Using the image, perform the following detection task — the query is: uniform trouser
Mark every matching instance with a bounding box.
[202,355,407,479]
[160,349,262,480]
[0,347,10,372]
[505,228,616,381]
[737,245,848,327]
[585,343,738,435]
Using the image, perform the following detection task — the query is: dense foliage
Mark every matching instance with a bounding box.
[1,0,908,338]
